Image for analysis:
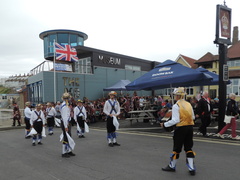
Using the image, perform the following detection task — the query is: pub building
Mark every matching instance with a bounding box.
[27,29,159,104]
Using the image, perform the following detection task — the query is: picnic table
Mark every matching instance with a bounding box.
[126,109,157,125]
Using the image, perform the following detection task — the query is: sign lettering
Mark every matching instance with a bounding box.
[98,55,121,65]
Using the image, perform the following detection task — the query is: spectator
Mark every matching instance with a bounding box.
[196,91,213,137]
[12,103,21,126]
[216,93,240,140]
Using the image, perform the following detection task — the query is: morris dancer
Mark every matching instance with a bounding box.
[30,104,46,146]
[61,92,76,158]
[161,87,196,176]
[74,99,87,138]
[46,102,56,135]
[24,102,32,138]
[103,91,120,147]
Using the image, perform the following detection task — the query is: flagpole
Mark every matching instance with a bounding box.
[53,39,56,103]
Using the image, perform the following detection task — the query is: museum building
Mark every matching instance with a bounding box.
[27,29,159,104]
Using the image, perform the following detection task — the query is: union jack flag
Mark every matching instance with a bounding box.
[55,43,78,62]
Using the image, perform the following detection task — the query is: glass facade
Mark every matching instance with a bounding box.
[75,57,92,74]
[40,30,88,60]
[27,81,43,105]
[125,64,141,71]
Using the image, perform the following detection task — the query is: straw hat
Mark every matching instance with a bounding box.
[77,99,83,103]
[25,102,31,106]
[173,87,186,96]
[36,104,42,108]
[62,92,71,99]
[109,91,117,96]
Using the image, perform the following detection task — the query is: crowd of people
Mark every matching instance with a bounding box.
[8,88,240,176]
[12,90,240,141]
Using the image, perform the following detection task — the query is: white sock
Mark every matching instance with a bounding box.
[113,138,117,143]
[187,158,195,170]
[62,144,67,154]
[108,138,112,143]
[169,159,177,169]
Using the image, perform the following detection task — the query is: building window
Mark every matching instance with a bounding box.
[75,57,92,74]
[227,60,240,67]
[158,87,193,96]
[70,34,77,47]
[186,87,194,95]
[125,65,141,71]
[227,78,240,95]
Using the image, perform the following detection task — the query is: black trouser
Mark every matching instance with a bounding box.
[25,117,31,130]
[61,120,72,142]
[199,114,211,135]
[106,116,116,133]
[33,121,43,134]
[173,126,193,154]
[47,117,55,127]
[77,116,85,129]
[13,117,21,126]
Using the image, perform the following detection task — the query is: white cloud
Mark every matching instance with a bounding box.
[0,0,239,77]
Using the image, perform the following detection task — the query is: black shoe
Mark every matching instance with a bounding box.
[162,165,175,172]
[32,143,36,146]
[189,170,196,176]
[203,134,209,138]
[108,143,114,147]
[48,133,53,135]
[113,142,121,146]
[17,124,21,126]
[25,136,31,139]
[62,153,70,158]
[68,152,76,156]
[38,142,43,145]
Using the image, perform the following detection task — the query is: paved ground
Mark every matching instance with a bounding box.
[0,124,240,180]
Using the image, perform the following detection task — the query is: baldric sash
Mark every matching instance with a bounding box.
[34,111,42,121]
[77,106,85,117]
[108,100,117,114]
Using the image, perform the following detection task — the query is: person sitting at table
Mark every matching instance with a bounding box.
[157,106,169,123]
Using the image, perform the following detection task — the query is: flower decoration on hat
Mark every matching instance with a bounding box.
[109,91,117,96]
[173,87,186,96]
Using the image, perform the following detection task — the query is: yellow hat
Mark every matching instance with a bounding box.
[77,99,83,103]
[25,102,31,106]
[62,92,71,99]
[173,87,186,96]
[109,91,117,96]
[36,104,42,108]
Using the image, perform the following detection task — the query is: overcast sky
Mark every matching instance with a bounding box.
[0,0,239,77]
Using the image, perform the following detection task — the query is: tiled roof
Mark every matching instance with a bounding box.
[196,40,240,64]
[195,52,219,64]
[179,54,198,69]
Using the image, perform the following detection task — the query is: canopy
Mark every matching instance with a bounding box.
[126,60,213,90]
[196,67,231,85]
[103,80,131,91]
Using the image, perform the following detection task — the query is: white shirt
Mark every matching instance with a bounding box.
[103,99,120,116]
[30,110,46,126]
[61,101,70,128]
[24,107,32,119]
[164,100,195,128]
[74,105,87,121]
[46,107,56,118]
